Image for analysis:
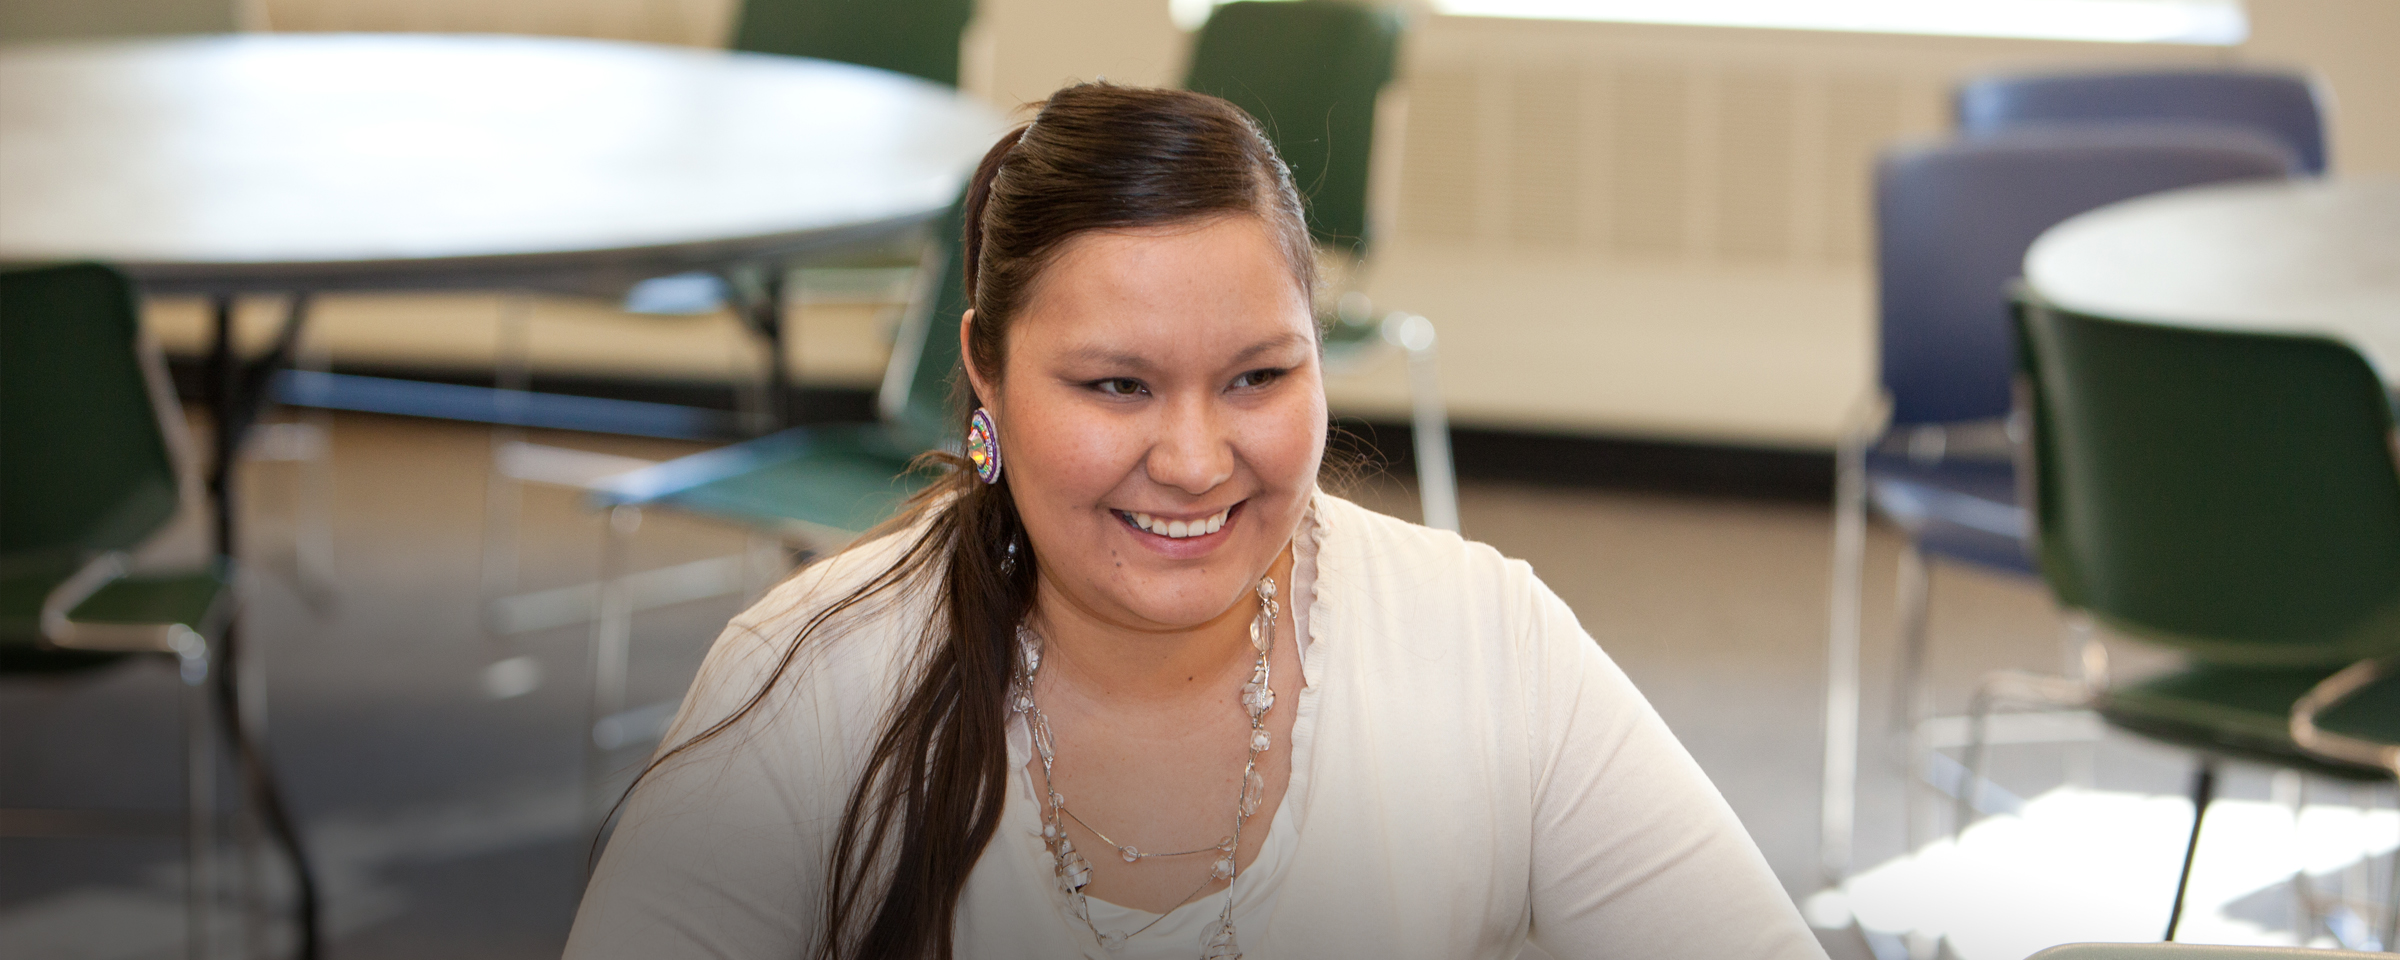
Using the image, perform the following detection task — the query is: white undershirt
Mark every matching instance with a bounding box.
[1003,507,1324,954]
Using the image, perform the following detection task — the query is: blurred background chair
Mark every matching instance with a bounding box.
[0,263,316,958]
[1183,0,1457,531]
[2027,943,2389,959]
[0,0,252,40]
[1185,0,1398,268]
[1821,124,2301,878]
[1979,298,2400,947]
[534,193,970,820]
[0,0,339,611]
[731,0,974,87]
[1957,68,2332,176]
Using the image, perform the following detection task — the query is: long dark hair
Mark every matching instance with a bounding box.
[613,82,1315,960]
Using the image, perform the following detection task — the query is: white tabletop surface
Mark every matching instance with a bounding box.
[2025,177,2400,380]
[0,34,1005,291]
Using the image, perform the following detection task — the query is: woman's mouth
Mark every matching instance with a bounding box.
[1116,503,1237,540]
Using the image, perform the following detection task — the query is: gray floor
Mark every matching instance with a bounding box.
[0,412,2372,958]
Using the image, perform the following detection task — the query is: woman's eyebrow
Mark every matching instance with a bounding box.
[1054,333,1310,372]
[1054,345,1156,371]
[1230,333,1311,364]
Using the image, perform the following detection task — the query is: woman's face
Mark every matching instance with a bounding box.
[966,214,1325,632]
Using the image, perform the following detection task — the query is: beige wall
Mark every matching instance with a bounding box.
[241,0,2398,447]
[2244,0,2400,175]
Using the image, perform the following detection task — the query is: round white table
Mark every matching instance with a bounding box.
[0,33,1004,293]
[2025,178,2400,380]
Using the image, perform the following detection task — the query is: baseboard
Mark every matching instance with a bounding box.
[167,358,1833,502]
[1335,419,1833,502]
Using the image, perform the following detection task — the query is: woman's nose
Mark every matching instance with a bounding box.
[1144,398,1234,495]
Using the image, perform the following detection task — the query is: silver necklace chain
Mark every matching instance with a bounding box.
[1011,577,1279,959]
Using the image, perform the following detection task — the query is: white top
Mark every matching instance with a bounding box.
[566,493,1826,959]
[2024,178,2400,383]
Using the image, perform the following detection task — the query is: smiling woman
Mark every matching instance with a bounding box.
[563,83,1826,960]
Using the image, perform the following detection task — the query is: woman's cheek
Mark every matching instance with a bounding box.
[1242,393,1328,491]
[1036,405,1147,499]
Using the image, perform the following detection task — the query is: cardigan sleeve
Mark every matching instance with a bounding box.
[1517,574,1829,959]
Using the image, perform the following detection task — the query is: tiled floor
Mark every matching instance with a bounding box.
[3,411,2389,959]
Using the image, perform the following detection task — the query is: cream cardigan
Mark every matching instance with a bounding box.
[567,494,1826,959]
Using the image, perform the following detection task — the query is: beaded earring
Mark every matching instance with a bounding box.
[966,407,1003,484]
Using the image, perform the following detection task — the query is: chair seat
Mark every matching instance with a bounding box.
[2100,661,2400,782]
[588,424,939,537]
[1866,453,2034,575]
[0,564,230,672]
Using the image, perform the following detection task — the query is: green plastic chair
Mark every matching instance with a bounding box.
[587,190,967,536]
[1184,0,1401,260]
[1181,2,1458,531]
[732,0,975,88]
[0,0,243,42]
[0,263,234,954]
[565,195,966,809]
[2000,295,2400,942]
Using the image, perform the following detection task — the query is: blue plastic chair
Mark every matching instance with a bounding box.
[1957,69,2331,175]
[1819,125,2299,881]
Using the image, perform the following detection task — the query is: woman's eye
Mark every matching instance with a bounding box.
[1093,378,1146,397]
[1232,368,1284,390]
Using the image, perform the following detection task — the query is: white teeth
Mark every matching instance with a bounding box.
[1126,507,1232,539]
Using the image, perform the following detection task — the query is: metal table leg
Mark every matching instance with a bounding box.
[201,292,325,960]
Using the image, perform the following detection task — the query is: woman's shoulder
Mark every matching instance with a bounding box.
[1312,492,1538,597]
[681,520,941,716]
[1307,492,1568,661]
[732,522,936,644]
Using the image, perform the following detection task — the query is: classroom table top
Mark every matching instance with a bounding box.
[2025,177,2400,380]
[0,33,1005,293]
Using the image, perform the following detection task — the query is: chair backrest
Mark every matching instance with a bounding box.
[0,0,242,41]
[1877,126,2295,427]
[0,264,182,564]
[879,193,972,451]
[1958,69,2331,175]
[730,0,975,87]
[1184,0,1401,259]
[2016,298,2400,666]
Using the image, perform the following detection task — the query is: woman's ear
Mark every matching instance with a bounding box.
[959,309,996,417]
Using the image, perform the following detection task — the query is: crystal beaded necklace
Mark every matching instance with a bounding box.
[1010,576,1279,959]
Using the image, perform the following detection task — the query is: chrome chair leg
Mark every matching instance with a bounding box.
[1822,426,1870,884]
[585,504,642,850]
[1892,544,1935,849]
[2382,791,2399,951]
[1955,667,2088,838]
[1892,545,1933,746]
[181,645,214,960]
[2061,617,2105,789]
[1383,313,1458,534]
[477,298,536,636]
[289,327,338,612]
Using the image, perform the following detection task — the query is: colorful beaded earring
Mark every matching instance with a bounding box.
[966,407,1003,484]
